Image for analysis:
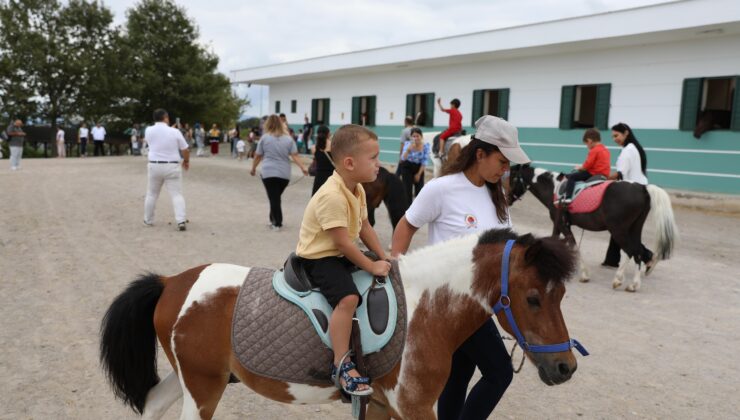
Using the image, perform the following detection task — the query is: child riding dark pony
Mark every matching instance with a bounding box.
[563,128,611,203]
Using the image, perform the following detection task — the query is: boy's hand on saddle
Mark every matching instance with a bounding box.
[369,260,391,277]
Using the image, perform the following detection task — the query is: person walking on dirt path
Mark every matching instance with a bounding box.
[6,119,26,171]
[250,114,308,230]
[143,109,190,231]
[56,126,66,158]
[91,122,107,156]
[78,123,89,157]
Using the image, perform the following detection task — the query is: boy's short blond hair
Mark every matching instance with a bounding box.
[330,124,377,160]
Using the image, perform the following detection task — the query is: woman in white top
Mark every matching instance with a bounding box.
[391,116,530,420]
[603,122,649,267]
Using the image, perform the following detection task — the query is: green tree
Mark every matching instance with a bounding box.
[0,0,127,127]
[123,0,246,127]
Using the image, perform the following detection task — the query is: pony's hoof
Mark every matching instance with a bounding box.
[612,279,622,289]
[579,277,590,283]
[625,284,638,293]
[645,259,658,276]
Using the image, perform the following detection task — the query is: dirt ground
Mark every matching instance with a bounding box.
[1,155,738,420]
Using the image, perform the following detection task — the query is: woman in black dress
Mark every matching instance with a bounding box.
[311,125,334,196]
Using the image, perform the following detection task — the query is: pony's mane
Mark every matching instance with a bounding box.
[477,228,576,284]
[397,234,483,313]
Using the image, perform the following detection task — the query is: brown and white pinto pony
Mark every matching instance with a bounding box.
[100,229,581,420]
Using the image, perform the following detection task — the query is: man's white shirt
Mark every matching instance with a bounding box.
[91,126,106,141]
[145,122,188,161]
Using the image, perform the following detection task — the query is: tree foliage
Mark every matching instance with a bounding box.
[123,0,246,127]
[0,0,246,129]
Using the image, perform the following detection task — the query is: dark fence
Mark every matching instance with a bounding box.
[13,126,134,157]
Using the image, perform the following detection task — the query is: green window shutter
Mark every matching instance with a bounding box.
[559,85,576,129]
[405,94,414,119]
[731,76,740,131]
[472,90,484,124]
[498,88,510,121]
[275,101,280,113]
[367,96,376,126]
[323,99,331,125]
[679,78,703,131]
[594,84,611,130]
[351,97,361,124]
[425,93,435,127]
[311,99,318,124]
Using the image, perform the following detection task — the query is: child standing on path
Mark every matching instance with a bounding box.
[563,128,611,203]
[295,124,391,396]
[236,137,246,160]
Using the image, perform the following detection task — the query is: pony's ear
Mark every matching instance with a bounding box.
[523,163,531,168]
[556,173,566,181]
[523,237,577,284]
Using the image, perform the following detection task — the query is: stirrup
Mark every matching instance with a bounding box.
[331,351,373,396]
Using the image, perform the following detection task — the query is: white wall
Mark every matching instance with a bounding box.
[270,33,740,129]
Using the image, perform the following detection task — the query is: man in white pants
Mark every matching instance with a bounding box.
[143,109,190,231]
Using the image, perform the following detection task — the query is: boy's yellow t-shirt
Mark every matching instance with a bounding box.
[296,171,368,259]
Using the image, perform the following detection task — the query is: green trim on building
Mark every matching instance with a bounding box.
[287,122,740,194]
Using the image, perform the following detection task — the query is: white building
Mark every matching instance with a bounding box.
[232,0,740,194]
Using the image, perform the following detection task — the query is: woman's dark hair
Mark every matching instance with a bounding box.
[409,127,423,137]
[612,122,647,175]
[443,137,508,222]
[315,125,330,151]
[404,116,414,126]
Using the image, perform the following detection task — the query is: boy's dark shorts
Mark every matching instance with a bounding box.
[301,255,361,308]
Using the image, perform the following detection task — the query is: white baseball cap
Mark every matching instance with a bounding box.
[473,116,531,164]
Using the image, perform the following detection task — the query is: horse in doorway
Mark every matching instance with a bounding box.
[693,109,732,139]
[363,166,408,230]
[100,229,586,419]
[508,164,678,292]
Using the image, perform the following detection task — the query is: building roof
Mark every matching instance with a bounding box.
[230,0,740,84]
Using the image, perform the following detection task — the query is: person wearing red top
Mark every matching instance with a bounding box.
[563,128,611,203]
[433,97,462,157]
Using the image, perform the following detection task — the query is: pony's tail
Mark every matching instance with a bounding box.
[100,273,164,414]
[647,185,678,260]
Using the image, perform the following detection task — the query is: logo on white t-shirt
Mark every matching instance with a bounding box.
[465,214,477,229]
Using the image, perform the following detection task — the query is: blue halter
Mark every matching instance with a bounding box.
[493,240,589,356]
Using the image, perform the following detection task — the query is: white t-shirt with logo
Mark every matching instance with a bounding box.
[405,172,512,245]
[144,122,188,162]
[79,127,89,138]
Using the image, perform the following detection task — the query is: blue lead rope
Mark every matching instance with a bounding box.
[493,240,589,356]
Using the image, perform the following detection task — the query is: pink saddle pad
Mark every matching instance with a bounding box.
[555,181,613,214]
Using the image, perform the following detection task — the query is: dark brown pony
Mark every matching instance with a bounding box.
[508,164,677,292]
[362,166,408,229]
[100,229,584,419]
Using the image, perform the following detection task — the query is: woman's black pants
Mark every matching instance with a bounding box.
[437,318,514,420]
[261,177,289,227]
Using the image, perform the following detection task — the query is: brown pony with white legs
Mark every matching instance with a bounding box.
[100,229,585,419]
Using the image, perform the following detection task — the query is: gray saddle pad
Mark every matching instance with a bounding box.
[231,263,407,386]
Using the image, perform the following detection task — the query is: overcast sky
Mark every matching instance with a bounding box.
[101,0,674,115]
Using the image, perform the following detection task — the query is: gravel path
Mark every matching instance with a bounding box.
[1,155,738,419]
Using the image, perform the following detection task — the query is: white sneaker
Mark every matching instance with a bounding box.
[270,225,281,231]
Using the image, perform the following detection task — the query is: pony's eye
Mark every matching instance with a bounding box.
[527,296,541,307]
